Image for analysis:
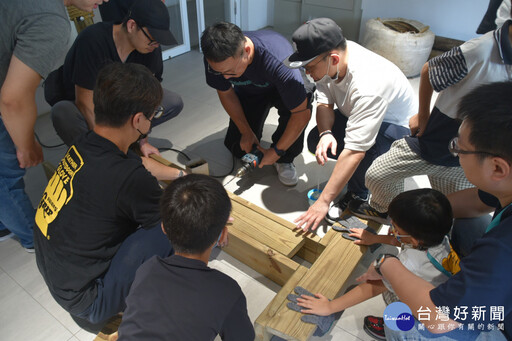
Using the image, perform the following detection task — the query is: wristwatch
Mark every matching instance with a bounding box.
[273,145,286,157]
[373,254,398,276]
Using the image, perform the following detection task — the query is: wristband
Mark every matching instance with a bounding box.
[319,130,333,138]
[374,253,398,276]
[178,170,184,177]
[273,145,286,157]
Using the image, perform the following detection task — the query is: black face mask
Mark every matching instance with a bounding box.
[136,126,152,142]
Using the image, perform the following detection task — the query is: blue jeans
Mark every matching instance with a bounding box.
[307,110,409,199]
[75,225,173,324]
[0,118,34,248]
[384,319,506,341]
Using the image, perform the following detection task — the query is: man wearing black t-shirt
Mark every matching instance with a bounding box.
[34,63,183,325]
[200,22,313,186]
[50,0,183,157]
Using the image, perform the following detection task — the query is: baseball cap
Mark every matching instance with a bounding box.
[284,18,344,68]
[128,0,178,46]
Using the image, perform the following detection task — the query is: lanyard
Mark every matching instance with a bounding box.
[426,250,452,278]
[485,203,512,234]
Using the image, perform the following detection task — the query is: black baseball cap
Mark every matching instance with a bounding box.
[128,0,178,46]
[284,18,344,68]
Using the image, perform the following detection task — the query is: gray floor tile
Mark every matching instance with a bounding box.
[0,272,72,341]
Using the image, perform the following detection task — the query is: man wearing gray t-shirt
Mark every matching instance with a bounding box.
[0,0,106,251]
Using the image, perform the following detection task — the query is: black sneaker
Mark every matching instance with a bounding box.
[0,229,14,242]
[363,315,386,340]
[325,192,366,224]
[350,201,389,225]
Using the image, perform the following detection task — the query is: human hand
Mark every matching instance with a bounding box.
[349,228,377,246]
[409,112,429,137]
[139,140,161,157]
[257,146,280,167]
[315,134,337,165]
[17,139,43,168]
[294,199,329,231]
[296,293,332,316]
[240,132,259,154]
[356,264,382,282]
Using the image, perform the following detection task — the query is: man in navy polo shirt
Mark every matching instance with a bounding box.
[200,22,313,186]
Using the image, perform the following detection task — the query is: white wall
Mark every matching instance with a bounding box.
[241,0,273,30]
[360,0,489,42]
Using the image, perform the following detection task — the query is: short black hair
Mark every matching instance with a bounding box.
[388,189,452,248]
[200,21,246,62]
[160,174,232,254]
[457,81,512,163]
[93,62,162,127]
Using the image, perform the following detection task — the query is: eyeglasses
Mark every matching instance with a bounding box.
[303,53,329,73]
[136,22,159,47]
[145,106,164,122]
[448,137,497,158]
[390,223,410,244]
[207,50,244,76]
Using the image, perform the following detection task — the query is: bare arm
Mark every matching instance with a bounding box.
[448,187,494,218]
[297,281,387,316]
[0,55,43,168]
[409,62,433,137]
[141,156,183,181]
[75,85,96,130]
[295,148,365,231]
[217,88,258,153]
[315,104,338,165]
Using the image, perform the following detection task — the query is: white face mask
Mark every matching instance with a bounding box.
[316,54,339,84]
[305,73,315,84]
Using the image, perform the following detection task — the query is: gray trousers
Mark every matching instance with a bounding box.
[51,88,183,146]
[365,139,473,212]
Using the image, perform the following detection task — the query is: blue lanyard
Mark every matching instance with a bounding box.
[485,203,512,234]
[426,250,453,278]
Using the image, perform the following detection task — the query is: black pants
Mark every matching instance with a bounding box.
[224,90,312,163]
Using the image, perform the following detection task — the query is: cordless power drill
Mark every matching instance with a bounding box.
[235,149,264,177]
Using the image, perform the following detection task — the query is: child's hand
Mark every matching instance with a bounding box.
[349,228,377,245]
[296,293,332,316]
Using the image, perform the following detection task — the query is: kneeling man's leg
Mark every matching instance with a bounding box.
[77,225,172,324]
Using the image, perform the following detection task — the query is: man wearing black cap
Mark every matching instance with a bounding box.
[49,0,183,157]
[200,22,314,186]
[288,18,417,231]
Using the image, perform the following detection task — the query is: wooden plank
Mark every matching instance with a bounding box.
[254,265,308,341]
[230,198,305,258]
[223,226,301,286]
[94,314,122,341]
[266,233,367,341]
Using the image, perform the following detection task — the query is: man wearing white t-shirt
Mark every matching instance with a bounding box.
[286,18,417,231]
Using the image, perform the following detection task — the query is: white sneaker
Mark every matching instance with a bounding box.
[274,163,298,186]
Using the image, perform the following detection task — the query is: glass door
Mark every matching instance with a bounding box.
[197,0,241,50]
[161,0,191,60]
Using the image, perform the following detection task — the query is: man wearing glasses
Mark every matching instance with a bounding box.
[201,22,314,186]
[287,18,417,231]
[48,0,183,157]
[35,63,182,327]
